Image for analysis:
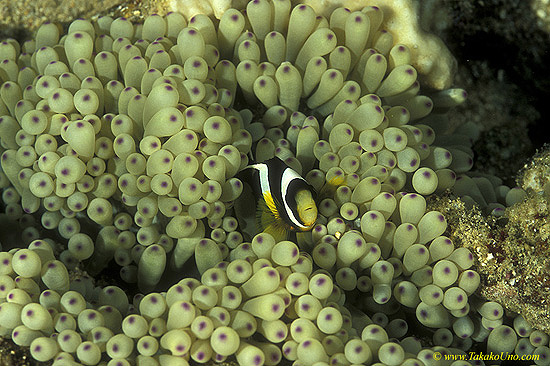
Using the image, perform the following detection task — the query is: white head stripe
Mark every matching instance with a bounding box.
[281,168,308,229]
[254,163,271,197]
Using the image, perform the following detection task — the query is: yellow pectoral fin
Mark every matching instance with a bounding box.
[263,192,280,220]
[256,192,281,231]
[255,192,289,241]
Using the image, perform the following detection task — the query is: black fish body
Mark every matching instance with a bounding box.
[236,157,318,241]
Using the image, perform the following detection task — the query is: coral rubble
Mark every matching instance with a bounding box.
[429,147,550,333]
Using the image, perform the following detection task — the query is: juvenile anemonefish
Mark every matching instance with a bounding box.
[236,157,318,241]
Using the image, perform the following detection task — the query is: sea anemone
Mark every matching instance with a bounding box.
[0,1,540,365]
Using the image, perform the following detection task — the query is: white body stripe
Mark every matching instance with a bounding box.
[281,168,308,229]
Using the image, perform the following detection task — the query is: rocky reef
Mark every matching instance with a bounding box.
[0,1,549,366]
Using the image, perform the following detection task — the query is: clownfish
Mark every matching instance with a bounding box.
[236,157,318,242]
